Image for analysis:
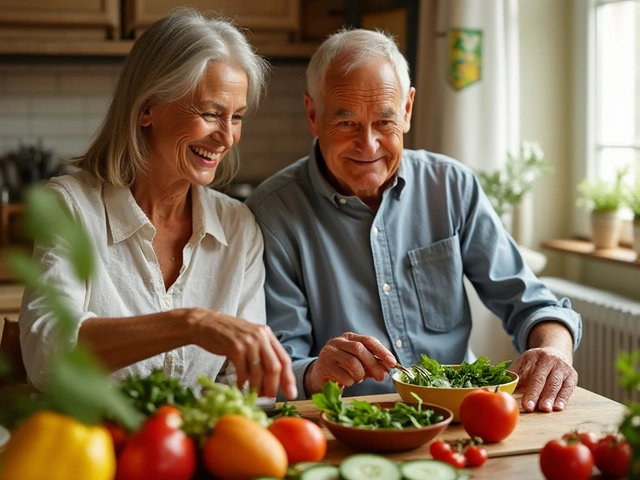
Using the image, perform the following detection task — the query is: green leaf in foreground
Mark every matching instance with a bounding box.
[4,187,141,431]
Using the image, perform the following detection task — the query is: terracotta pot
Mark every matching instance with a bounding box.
[591,210,622,248]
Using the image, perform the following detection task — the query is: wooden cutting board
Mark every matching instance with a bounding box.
[288,387,626,462]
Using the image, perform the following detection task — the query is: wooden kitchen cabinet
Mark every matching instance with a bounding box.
[124,0,300,41]
[0,0,345,57]
[0,0,120,39]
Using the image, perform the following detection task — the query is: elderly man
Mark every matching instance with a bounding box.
[246,29,581,412]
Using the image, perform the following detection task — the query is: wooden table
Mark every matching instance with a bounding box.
[289,387,626,479]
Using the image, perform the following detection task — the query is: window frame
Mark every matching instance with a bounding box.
[574,0,638,242]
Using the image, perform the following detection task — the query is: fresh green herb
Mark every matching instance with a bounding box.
[402,355,512,388]
[180,376,270,446]
[118,368,198,416]
[617,351,640,477]
[271,402,300,419]
[312,381,443,429]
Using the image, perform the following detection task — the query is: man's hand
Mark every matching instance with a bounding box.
[303,332,397,396]
[512,321,577,413]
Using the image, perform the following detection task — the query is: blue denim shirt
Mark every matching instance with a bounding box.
[246,142,582,400]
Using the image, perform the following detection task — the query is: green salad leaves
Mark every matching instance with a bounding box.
[402,355,512,388]
[312,381,443,429]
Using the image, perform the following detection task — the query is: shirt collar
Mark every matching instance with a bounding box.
[104,184,151,243]
[193,185,228,247]
[104,183,227,246]
[307,138,408,205]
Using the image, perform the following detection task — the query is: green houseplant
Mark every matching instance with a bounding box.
[477,141,553,227]
[576,167,628,249]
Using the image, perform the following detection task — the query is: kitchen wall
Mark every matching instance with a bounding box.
[519,0,573,277]
[0,61,312,186]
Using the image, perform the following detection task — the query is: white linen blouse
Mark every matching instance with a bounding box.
[19,170,266,391]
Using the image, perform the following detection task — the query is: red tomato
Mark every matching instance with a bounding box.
[464,445,488,467]
[103,421,128,456]
[562,431,600,455]
[459,389,519,443]
[540,438,594,480]
[446,452,467,469]
[267,417,327,463]
[593,434,631,478]
[429,440,453,461]
[116,405,196,480]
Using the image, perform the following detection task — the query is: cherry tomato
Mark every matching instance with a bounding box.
[593,434,631,478]
[539,438,594,480]
[116,405,196,480]
[562,431,600,455]
[103,420,128,456]
[267,417,327,464]
[446,452,467,469]
[464,445,488,467]
[429,440,453,460]
[459,389,519,443]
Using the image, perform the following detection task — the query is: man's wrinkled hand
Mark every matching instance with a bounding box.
[512,347,578,413]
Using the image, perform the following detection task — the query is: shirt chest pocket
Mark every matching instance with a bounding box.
[407,234,466,332]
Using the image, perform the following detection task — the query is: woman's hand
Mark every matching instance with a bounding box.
[187,308,297,399]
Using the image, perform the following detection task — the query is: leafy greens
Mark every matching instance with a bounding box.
[312,381,443,429]
[402,355,512,388]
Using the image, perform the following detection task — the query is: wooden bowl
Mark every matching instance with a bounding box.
[318,401,453,453]
[392,368,519,422]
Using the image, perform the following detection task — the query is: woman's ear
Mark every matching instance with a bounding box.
[139,102,153,127]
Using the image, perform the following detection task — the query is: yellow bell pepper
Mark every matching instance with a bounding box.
[0,411,116,480]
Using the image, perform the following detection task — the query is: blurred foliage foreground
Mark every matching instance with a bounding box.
[0,187,142,431]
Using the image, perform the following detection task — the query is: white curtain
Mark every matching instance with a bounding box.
[410,0,520,174]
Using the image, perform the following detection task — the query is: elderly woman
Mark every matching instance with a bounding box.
[18,8,297,400]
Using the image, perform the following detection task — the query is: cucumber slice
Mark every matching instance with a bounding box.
[400,460,459,480]
[299,464,340,480]
[339,454,401,480]
[287,462,325,478]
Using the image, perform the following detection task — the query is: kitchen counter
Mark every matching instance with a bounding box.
[287,387,626,479]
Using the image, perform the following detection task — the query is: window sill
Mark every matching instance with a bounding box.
[541,238,640,268]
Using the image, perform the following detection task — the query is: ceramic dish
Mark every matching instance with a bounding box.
[318,401,453,453]
[392,368,519,422]
[0,425,10,452]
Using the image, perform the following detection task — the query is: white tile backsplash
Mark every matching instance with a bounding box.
[0,63,311,182]
[0,62,312,182]
[31,95,84,115]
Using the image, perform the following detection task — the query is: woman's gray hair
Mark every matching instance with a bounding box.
[73,7,269,188]
[306,29,410,112]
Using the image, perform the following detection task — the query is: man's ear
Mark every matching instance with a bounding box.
[304,92,320,138]
[139,102,153,127]
[402,86,416,134]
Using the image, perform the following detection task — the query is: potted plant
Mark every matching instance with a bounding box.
[576,167,628,249]
[477,141,553,232]
[629,185,640,257]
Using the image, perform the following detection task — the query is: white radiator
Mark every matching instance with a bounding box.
[541,277,640,404]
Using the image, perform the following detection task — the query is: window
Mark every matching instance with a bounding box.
[575,0,639,241]
[596,0,639,185]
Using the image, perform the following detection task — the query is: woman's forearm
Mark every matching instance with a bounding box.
[78,309,194,372]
